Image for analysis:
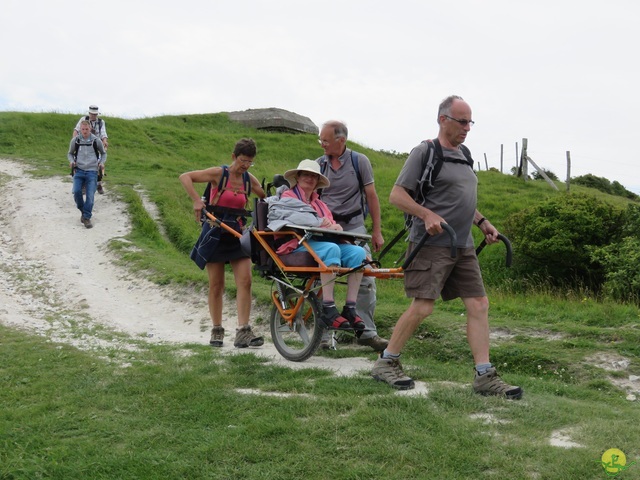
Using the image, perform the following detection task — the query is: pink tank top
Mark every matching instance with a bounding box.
[209,176,248,210]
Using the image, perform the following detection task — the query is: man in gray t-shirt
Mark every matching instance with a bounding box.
[371,96,522,401]
[316,120,388,352]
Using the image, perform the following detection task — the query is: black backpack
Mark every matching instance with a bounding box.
[405,138,474,227]
[201,165,252,219]
[72,136,101,161]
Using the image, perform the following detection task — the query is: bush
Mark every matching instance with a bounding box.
[504,193,625,289]
[590,237,640,303]
[532,168,558,181]
[573,174,639,200]
[590,204,640,303]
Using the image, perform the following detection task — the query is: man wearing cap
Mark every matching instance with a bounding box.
[316,120,388,352]
[73,105,108,194]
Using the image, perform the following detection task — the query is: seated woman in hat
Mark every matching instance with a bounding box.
[273,159,367,333]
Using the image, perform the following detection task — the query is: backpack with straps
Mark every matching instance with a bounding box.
[318,151,369,222]
[84,116,104,137]
[405,138,474,227]
[201,165,252,216]
[72,136,101,161]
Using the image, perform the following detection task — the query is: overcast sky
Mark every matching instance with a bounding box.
[2,0,639,192]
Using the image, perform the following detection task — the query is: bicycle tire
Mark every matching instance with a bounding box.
[270,289,324,362]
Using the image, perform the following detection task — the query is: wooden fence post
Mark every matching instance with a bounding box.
[566,151,571,192]
[521,138,528,181]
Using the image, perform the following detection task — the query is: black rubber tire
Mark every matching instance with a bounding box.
[270,289,324,362]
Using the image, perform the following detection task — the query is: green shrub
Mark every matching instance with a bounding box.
[504,193,626,289]
[573,173,639,200]
[589,204,640,304]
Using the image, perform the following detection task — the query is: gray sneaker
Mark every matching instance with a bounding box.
[234,325,264,348]
[209,326,224,347]
[371,356,415,390]
[81,217,93,229]
[473,367,523,400]
[357,335,389,352]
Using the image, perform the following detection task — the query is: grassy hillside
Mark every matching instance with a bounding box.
[0,111,637,318]
[1,112,639,479]
[0,111,633,304]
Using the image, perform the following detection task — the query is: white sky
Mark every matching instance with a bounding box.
[2,0,639,192]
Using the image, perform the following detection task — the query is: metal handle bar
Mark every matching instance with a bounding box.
[401,222,457,270]
[475,233,512,267]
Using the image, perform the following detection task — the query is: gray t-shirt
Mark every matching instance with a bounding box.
[395,141,477,248]
[315,148,374,232]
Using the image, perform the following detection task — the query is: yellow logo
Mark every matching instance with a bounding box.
[600,448,636,477]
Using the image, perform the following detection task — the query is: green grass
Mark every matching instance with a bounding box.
[1,111,639,479]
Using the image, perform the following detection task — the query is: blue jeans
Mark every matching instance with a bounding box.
[72,169,98,219]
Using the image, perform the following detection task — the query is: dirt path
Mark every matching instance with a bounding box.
[0,159,389,382]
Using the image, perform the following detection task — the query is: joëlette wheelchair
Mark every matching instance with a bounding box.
[201,179,511,363]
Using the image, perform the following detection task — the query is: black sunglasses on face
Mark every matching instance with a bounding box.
[444,115,475,126]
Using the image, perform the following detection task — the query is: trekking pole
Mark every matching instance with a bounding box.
[475,233,512,267]
[401,222,457,270]
[201,209,243,239]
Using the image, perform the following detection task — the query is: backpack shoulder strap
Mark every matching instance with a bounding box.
[92,138,100,159]
[459,144,474,166]
[350,150,369,219]
[350,151,363,192]
[242,171,251,197]
[319,155,328,176]
[72,136,100,160]
[207,165,229,206]
[72,137,81,159]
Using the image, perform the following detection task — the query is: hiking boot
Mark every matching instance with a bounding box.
[473,367,523,400]
[357,335,389,352]
[371,356,415,390]
[97,183,104,194]
[340,306,365,333]
[209,326,224,347]
[234,325,264,348]
[320,305,351,331]
[81,217,93,229]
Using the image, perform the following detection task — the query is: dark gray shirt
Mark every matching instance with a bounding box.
[396,141,477,248]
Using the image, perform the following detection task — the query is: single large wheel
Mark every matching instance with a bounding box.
[270,289,324,362]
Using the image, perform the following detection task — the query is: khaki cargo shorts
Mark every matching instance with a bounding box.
[404,244,486,301]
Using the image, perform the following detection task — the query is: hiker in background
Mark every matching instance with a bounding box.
[315,120,388,352]
[73,105,108,194]
[269,159,368,333]
[68,120,106,229]
[179,138,265,349]
[371,95,523,399]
